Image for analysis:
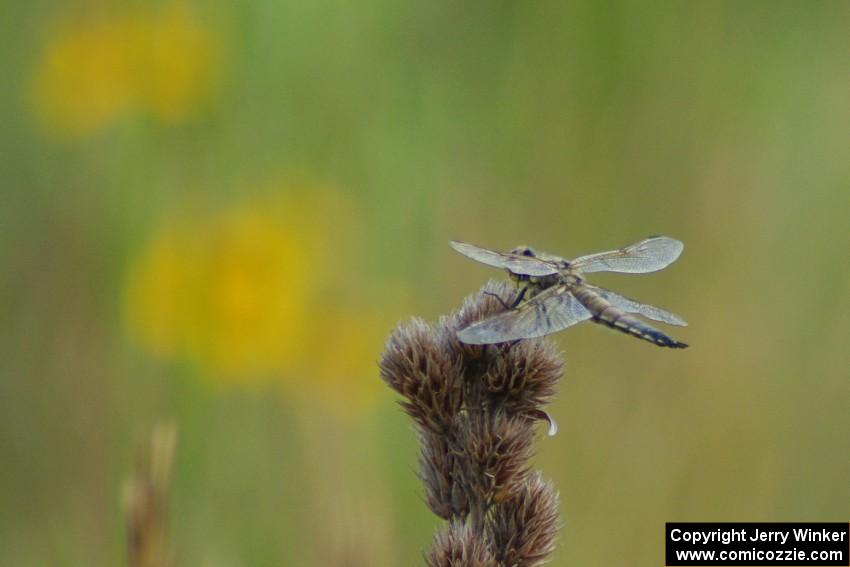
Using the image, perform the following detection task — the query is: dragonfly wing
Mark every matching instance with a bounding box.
[570,236,683,274]
[457,287,592,344]
[450,241,560,276]
[591,285,687,326]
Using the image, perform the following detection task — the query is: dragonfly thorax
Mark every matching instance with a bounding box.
[508,271,563,300]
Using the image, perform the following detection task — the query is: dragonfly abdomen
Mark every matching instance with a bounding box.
[571,285,687,349]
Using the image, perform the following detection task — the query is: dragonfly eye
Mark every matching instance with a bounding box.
[511,245,537,257]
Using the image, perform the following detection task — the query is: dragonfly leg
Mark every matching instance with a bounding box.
[510,286,528,308]
[483,291,512,310]
[484,286,527,311]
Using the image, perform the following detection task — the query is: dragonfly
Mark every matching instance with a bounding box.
[450,236,688,348]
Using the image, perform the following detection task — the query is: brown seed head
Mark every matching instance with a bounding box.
[380,281,564,566]
[425,522,499,567]
[483,338,564,417]
[419,429,470,520]
[454,411,535,505]
[487,473,560,567]
[441,280,520,360]
[379,318,464,433]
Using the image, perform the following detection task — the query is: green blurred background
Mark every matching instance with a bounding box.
[2,1,849,565]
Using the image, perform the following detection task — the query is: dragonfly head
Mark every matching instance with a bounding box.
[507,246,537,282]
[511,244,571,271]
[510,245,537,257]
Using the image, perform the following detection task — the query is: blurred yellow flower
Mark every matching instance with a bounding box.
[31,2,217,137]
[125,182,399,416]
[141,2,218,122]
[32,17,138,135]
[126,209,310,377]
[124,221,201,360]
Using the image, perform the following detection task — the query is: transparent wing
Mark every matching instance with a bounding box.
[591,285,688,326]
[449,241,560,276]
[457,287,592,344]
[570,236,684,274]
